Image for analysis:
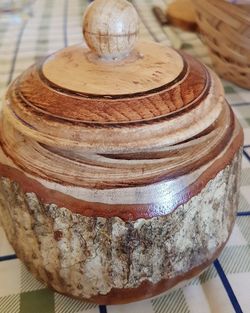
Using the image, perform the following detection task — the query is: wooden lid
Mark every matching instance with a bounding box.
[4,47,217,147]
[3,0,220,148]
[2,0,240,199]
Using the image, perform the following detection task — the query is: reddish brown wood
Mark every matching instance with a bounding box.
[10,53,207,124]
[0,119,243,220]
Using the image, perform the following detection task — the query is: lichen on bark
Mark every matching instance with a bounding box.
[0,151,241,299]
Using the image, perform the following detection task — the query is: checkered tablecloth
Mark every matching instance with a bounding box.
[0,0,249,312]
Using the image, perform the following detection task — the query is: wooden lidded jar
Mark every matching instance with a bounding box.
[0,0,243,305]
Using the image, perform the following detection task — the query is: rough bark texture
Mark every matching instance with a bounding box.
[0,151,241,300]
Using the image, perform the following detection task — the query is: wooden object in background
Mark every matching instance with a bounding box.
[193,0,250,89]
[0,0,244,305]
[166,0,197,31]
[152,6,183,49]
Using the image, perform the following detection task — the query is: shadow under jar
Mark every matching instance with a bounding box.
[0,0,244,305]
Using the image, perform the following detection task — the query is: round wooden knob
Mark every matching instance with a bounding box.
[83,0,140,60]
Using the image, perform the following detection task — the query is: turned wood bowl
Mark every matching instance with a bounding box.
[0,0,243,305]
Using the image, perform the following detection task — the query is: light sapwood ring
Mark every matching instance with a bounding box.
[83,0,140,60]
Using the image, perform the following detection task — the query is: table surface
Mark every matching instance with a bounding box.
[0,1,250,313]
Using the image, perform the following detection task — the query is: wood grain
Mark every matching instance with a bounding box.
[42,42,184,95]
[4,53,211,152]
[0,101,243,220]
[83,0,139,60]
[0,48,243,221]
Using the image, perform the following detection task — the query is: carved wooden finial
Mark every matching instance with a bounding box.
[83,0,140,60]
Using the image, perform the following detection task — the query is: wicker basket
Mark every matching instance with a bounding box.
[192,0,250,89]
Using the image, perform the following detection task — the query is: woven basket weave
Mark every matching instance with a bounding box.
[192,0,250,89]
